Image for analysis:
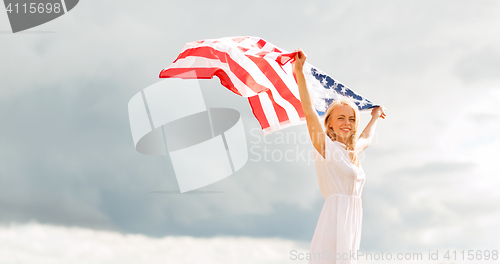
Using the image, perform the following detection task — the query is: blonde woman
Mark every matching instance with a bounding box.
[294,49,386,264]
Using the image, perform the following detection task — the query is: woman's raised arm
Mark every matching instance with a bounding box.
[355,106,386,154]
[294,50,326,158]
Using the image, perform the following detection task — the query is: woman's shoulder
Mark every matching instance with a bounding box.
[323,136,348,162]
[325,135,346,150]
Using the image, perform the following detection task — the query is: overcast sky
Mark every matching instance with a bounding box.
[1,0,500,262]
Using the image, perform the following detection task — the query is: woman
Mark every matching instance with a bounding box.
[294,49,386,264]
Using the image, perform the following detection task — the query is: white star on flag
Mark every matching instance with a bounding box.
[341,86,347,94]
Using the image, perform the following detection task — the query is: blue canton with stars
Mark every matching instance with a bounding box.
[310,67,378,116]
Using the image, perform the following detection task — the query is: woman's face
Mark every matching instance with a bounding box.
[328,105,356,141]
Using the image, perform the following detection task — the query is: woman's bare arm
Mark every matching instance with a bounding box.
[356,106,386,154]
[294,50,326,158]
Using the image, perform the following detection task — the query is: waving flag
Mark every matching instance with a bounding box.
[160,36,378,135]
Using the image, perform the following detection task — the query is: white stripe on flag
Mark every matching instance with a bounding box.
[169,57,257,97]
[257,92,280,131]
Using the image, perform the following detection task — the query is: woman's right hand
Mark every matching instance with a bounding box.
[294,49,307,72]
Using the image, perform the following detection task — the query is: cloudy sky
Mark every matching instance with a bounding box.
[1,0,500,263]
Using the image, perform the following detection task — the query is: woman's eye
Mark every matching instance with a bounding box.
[350,119,355,121]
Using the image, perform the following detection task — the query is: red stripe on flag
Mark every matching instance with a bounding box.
[255,39,267,49]
[172,46,268,94]
[237,47,249,53]
[246,56,305,119]
[265,89,289,123]
[159,67,242,96]
[248,95,270,130]
[276,51,298,65]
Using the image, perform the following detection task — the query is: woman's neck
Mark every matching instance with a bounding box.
[336,136,348,145]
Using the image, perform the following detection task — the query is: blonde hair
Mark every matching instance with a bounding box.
[324,97,360,167]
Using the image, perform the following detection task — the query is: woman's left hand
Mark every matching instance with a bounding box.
[371,106,386,119]
[293,49,307,72]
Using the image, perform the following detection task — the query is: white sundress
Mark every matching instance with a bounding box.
[309,133,366,264]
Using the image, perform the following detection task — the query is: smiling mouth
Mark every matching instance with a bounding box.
[340,128,351,132]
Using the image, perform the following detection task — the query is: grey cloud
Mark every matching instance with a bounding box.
[455,46,500,84]
[386,161,476,178]
[468,113,499,124]
[360,160,493,251]
[0,76,324,240]
[0,188,117,231]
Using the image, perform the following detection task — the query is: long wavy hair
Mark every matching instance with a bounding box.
[324,97,360,167]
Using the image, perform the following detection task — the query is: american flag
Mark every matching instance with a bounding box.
[159,36,378,135]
